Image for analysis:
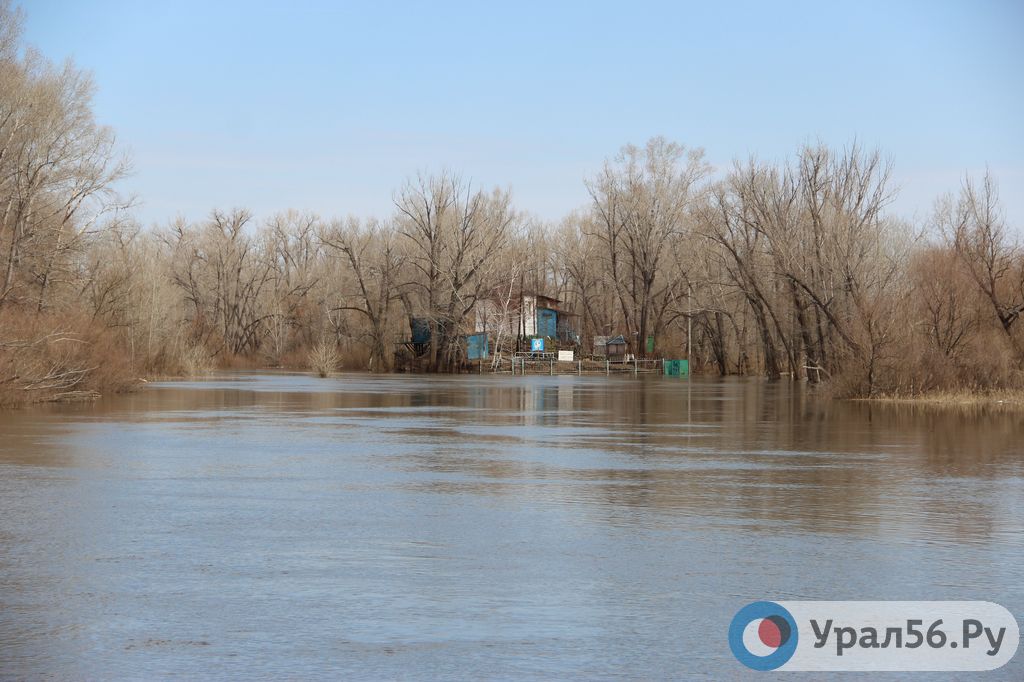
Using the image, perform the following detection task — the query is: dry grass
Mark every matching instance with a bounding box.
[178,343,215,377]
[857,388,1024,408]
[0,310,138,407]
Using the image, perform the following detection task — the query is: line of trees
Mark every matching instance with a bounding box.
[1,2,1021,402]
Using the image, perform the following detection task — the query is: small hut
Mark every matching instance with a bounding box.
[605,335,628,361]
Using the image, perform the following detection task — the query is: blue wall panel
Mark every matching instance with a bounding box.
[537,308,557,338]
[466,333,489,359]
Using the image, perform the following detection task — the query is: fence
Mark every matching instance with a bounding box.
[483,354,671,376]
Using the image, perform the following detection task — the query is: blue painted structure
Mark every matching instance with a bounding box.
[466,333,489,360]
[411,318,431,344]
[536,307,557,338]
[530,338,545,352]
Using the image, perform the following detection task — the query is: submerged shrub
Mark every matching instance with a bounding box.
[308,341,338,378]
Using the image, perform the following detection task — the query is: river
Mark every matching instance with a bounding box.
[1,373,1022,679]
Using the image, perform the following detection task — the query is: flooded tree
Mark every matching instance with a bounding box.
[262,211,323,363]
[164,209,276,358]
[394,171,518,371]
[940,173,1024,360]
[0,2,134,404]
[586,137,711,357]
[321,218,403,372]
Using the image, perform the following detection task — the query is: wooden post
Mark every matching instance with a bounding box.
[577,360,581,376]
[606,359,609,375]
[549,359,553,375]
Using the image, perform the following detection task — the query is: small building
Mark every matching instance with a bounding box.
[465,333,489,360]
[473,292,579,347]
[411,318,431,345]
[537,306,557,338]
[593,335,609,357]
[605,335,628,361]
[400,317,433,358]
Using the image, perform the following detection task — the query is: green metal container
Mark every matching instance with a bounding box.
[663,359,689,377]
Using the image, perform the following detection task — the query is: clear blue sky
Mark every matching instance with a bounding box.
[20,0,1024,228]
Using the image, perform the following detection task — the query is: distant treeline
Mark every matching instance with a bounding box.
[1,3,1021,404]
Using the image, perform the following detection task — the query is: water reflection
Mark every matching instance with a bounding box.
[0,373,1021,679]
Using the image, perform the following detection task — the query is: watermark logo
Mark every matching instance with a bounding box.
[728,601,799,671]
[729,601,1019,672]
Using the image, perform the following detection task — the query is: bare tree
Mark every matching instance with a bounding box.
[940,172,1023,359]
[321,217,403,372]
[586,137,710,356]
[263,210,323,361]
[0,27,129,310]
[163,209,274,357]
[697,180,785,379]
[395,171,517,370]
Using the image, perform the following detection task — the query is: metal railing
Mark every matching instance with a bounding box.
[486,354,666,376]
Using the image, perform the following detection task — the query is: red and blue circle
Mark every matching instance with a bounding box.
[728,601,798,671]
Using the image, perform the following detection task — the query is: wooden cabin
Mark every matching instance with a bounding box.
[605,335,628,361]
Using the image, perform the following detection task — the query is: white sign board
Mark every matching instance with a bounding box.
[558,350,574,362]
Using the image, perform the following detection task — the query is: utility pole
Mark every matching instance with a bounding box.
[687,282,692,366]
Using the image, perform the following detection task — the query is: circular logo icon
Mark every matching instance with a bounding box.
[729,601,799,671]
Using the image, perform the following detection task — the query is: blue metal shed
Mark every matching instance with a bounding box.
[466,333,489,360]
[537,308,557,338]
[411,318,431,344]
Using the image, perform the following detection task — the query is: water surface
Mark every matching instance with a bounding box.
[1,373,1022,679]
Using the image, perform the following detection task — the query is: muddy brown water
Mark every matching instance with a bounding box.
[1,373,1022,679]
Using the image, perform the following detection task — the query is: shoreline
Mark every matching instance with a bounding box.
[6,370,1024,410]
[854,389,1024,408]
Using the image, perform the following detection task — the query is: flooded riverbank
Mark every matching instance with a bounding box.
[1,373,1021,679]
